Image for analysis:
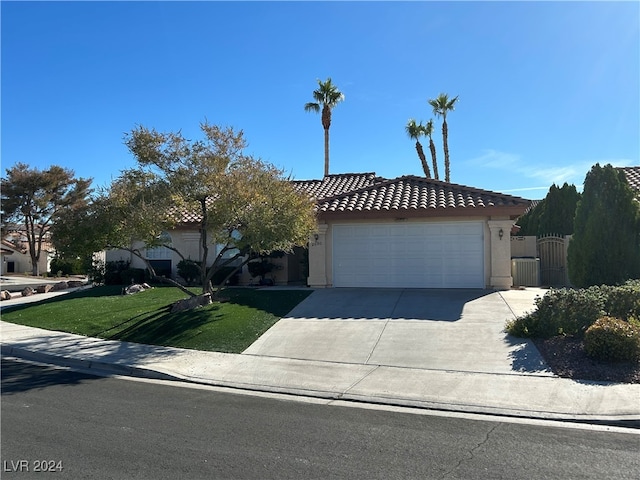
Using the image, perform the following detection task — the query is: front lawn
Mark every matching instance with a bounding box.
[1,286,312,353]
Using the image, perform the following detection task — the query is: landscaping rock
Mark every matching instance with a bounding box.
[123,283,152,295]
[51,281,69,292]
[36,284,54,294]
[21,287,35,297]
[67,280,86,288]
[0,290,12,301]
[170,294,212,313]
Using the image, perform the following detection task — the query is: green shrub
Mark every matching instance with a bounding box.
[518,287,606,338]
[604,281,640,321]
[50,256,90,276]
[103,261,146,286]
[120,268,147,285]
[88,259,105,284]
[584,316,640,362]
[504,315,534,338]
[211,266,239,286]
[177,259,201,286]
[104,261,128,285]
[506,282,640,339]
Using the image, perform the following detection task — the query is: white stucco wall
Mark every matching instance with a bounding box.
[104,229,242,281]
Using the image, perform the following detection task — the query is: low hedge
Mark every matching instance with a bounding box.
[584,316,640,362]
[506,280,640,339]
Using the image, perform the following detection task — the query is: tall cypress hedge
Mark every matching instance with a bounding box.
[568,164,640,287]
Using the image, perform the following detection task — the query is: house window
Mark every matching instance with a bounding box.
[146,232,172,259]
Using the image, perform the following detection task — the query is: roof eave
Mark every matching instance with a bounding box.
[317,205,529,222]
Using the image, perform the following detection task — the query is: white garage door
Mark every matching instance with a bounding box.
[333,222,484,288]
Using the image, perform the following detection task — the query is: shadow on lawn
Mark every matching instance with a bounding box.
[104,304,223,346]
[223,288,313,317]
[0,285,129,314]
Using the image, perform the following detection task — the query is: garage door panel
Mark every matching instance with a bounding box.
[333,222,484,288]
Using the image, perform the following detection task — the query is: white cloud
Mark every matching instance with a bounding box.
[466,149,634,188]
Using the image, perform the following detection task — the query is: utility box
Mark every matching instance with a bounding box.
[511,258,540,287]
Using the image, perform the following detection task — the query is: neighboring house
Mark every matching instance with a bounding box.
[294,173,529,290]
[107,172,530,289]
[0,238,52,276]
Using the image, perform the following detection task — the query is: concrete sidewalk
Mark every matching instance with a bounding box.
[1,288,639,426]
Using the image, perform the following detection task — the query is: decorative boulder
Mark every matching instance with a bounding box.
[51,281,69,292]
[67,280,86,288]
[0,290,12,301]
[21,287,35,297]
[123,283,152,295]
[170,294,212,313]
[36,284,54,294]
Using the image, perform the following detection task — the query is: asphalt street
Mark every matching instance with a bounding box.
[2,358,639,480]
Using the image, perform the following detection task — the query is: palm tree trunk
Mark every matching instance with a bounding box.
[429,138,439,180]
[415,141,431,178]
[442,119,450,183]
[323,127,330,176]
[321,105,332,176]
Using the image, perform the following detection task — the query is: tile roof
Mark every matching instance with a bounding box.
[175,172,531,224]
[619,166,640,191]
[305,175,530,218]
[291,172,383,199]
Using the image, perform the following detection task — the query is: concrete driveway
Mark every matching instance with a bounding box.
[244,288,552,376]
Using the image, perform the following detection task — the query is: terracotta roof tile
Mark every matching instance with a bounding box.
[174,172,530,224]
[313,175,529,215]
[619,166,640,191]
[291,172,383,199]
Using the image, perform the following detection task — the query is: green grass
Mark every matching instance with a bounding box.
[1,286,312,353]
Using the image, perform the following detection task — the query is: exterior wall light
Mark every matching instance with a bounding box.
[499,228,504,240]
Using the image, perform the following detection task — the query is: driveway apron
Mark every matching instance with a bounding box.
[243,289,551,376]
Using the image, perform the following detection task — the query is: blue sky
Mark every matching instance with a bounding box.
[2,1,638,199]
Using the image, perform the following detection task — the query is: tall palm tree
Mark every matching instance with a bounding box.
[428,93,459,183]
[405,119,431,178]
[304,78,345,177]
[424,119,439,181]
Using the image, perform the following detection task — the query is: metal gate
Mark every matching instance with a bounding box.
[537,234,571,287]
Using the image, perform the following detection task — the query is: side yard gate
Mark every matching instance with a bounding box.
[536,234,571,287]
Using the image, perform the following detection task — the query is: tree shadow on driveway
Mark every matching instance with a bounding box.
[505,334,552,374]
[286,288,495,321]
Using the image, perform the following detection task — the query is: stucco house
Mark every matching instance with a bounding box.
[0,238,52,276]
[106,172,530,289]
[295,173,529,290]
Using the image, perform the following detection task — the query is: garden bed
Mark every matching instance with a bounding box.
[534,336,640,384]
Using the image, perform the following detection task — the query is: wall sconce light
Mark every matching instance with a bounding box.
[499,228,504,240]
[314,233,319,242]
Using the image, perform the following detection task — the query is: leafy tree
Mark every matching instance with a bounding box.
[1,163,92,275]
[568,164,640,287]
[428,93,459,183]
[424,119,439,181]
[517,183,581,236]
[55,123,316,297]
[405,119,431,178]
[304,78,345,177]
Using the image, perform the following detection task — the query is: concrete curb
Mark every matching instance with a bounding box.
[4,344,639,429]
[1,345,182,382]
